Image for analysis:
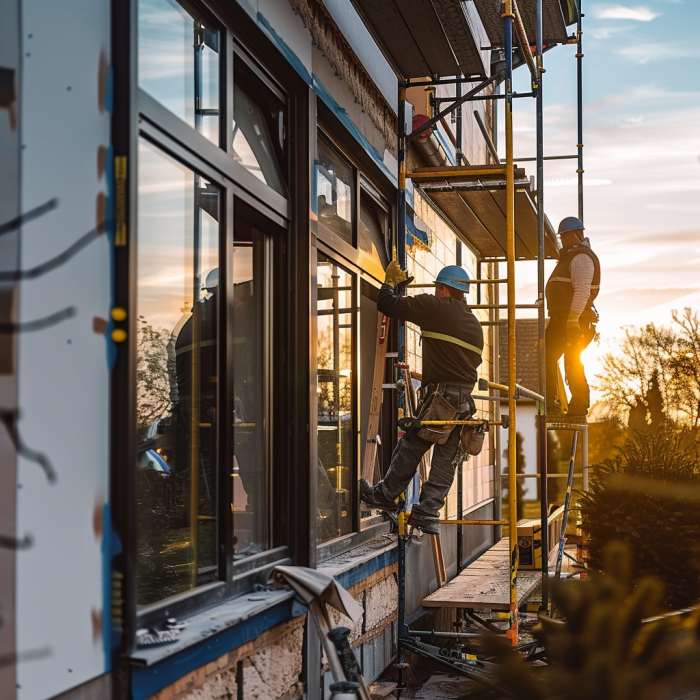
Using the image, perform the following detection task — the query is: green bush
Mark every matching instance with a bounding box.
[580,428,700,609]
[483,543,700,700]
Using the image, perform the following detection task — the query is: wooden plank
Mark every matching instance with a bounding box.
[429,533,447,587]
[423,571,540,611]
[422,541,541,610]
[362,313,389,480]
[418,454,446,587]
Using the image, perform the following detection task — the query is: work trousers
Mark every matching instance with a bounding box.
[545,312,596,412]
[374,388,470,522]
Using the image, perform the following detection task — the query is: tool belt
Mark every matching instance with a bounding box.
[416,383,484,456]
[460,423,486,456]
[416,391,464,445]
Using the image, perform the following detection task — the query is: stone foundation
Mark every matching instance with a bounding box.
[149,616,305,700]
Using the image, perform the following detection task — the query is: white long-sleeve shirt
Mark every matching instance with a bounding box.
[569,238,595,315]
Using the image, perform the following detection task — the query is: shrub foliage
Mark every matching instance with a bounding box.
[579,429,700,609]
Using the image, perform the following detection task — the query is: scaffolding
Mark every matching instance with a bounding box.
[378,0,590,692]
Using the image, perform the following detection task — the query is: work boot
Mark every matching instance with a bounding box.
[359,478,399,512]
[408,512,441,536]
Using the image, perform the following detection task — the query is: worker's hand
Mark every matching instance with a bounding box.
[565,311,583,344]
[394,275,414,297]
[384,260,408,289]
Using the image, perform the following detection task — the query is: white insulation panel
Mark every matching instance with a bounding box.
[16,1,112,698]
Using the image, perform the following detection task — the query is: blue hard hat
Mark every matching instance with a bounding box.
[435,265,471,293]
[558,216,584,235]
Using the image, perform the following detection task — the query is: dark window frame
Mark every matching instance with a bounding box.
[313,243,392,564]
[113,0,306,652]
[311,114,397,563]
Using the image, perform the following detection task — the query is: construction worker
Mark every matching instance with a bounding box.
[359,263,483,535]
[545,216,601,416]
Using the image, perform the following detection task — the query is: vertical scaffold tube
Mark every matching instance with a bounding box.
[535,0,549,611]
[576,0,584,221]
[396,85,408,656]
[503,0,519,646]
[456,81,463,166]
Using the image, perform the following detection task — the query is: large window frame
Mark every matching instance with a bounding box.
[113,0,304,649]
[311,120,398,563]
[312,245,395,564]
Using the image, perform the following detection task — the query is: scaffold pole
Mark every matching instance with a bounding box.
[535,0,550,612]
[576,0,584,221]
[503,0,519,647]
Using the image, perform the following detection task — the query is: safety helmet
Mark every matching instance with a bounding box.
[435,265,471,293]
[202,268,219,291]
[558,216,585,236]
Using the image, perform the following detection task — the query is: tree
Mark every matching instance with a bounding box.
[136,319,173,429]
[670,308,700,428]
[595,309,700,428]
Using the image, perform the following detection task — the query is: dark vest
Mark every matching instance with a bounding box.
[546,243,601,320]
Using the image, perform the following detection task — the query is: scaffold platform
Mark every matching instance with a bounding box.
[422,540,541,611]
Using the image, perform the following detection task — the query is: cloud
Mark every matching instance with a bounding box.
[592,4,662,20]
[545,178,613,187]
[617,43,700,63]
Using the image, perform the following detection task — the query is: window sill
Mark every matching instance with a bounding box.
[129,587,300,667]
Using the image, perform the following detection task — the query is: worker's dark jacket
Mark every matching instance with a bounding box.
[377,285,483,388]
[545,241,601,322]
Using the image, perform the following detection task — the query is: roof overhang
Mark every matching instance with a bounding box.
[410,165,560,261]
[347,0,577,82]
[348,0,489,79]
[473,0,572,47]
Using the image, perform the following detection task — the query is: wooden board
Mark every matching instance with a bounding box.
[422,542,541,611]
[362,313,389,480]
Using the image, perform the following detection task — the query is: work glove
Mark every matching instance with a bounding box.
[384,260,407,288]
[394,275,414,297]
[565,311,583,344]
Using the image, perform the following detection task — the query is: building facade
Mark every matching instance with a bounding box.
[0,0,557,698]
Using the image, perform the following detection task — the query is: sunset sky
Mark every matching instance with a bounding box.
[496,0,700,398]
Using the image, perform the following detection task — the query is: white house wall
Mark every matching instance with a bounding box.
[16,1,112,698]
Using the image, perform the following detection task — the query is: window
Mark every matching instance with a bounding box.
[316,253,355,544]
[135,138,220,606]
[316,137,355,245]
[125,0,301,633]
[359,181,391,271]
[138,0,220,145]
[232,59,287,196]
[232,218,268,558]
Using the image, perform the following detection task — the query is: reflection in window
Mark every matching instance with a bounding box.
[317,139,354,245]
[232,83,285,195]
[316,253,354,544]
[359,189,390,270]
[139,0,219,144]
[231,219,267,558]
[135,138,219,606]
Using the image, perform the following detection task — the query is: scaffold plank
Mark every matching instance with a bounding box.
[422,543,540,610]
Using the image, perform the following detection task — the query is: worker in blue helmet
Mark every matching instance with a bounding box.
[359,261,484,536]
[545,216,601,416]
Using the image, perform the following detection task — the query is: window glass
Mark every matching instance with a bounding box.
[139,0,219,144]
[316,253,354,544]
[316,139,354,245]
[359,193,389,271]
[232,82,285,195]
[135,138,219,606]
[232,218,267,558]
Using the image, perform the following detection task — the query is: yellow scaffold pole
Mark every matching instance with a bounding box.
[503,0,519,646]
